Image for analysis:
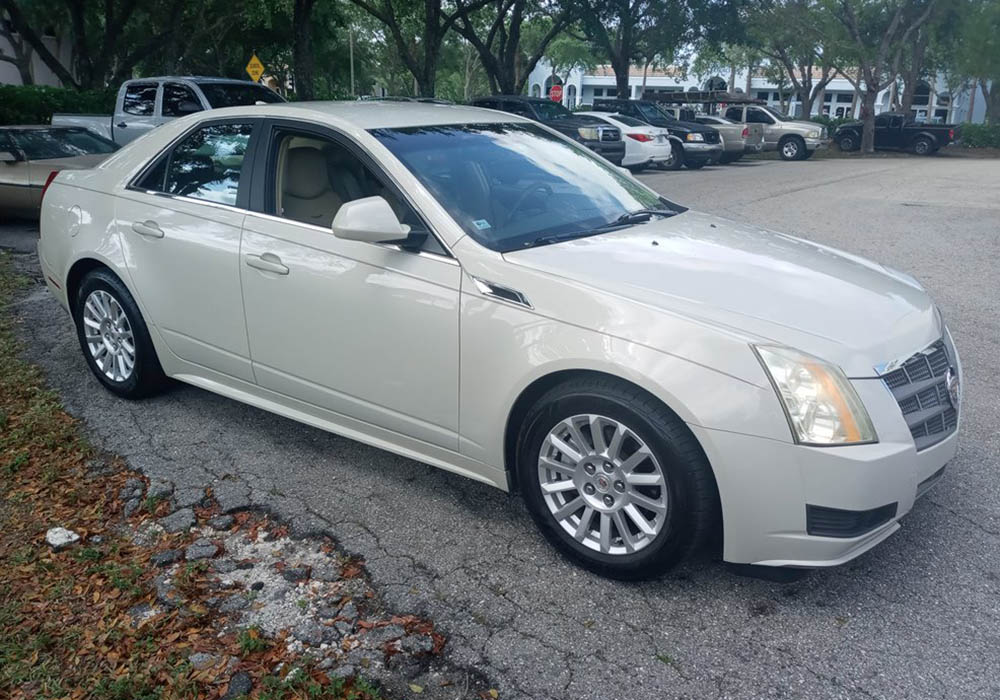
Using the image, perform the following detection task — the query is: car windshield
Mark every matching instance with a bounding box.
[371,122,676,253]
[532,101,572,121]
[196,82,284,107]
[8,128,119,160]
[759,105,791,121]
[636,103,674,123]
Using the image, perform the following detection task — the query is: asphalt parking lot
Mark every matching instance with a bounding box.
[5,155,1000,699]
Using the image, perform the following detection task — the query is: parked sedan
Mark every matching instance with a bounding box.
[39,103,961,580]
[0,126,118,219]
[586,112,673,171]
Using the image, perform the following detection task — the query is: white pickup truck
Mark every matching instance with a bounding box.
[52,77,284,146]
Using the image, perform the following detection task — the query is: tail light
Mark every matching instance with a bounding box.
[742,126,749,138]
[40,170,60,203]
[948,128,954,141]
[627,133,654,142]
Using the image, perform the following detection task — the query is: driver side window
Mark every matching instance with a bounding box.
[271,130,445,255]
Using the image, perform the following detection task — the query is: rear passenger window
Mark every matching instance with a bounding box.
[136,123,253,206]
[123,84,158,116]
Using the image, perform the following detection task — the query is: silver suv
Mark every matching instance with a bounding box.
[724,104,828,161]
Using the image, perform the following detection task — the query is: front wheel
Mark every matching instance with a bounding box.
[837,134,858,152]
[779,136,805,161]
[517,377,719,580]
[74,268,167,399]
[659,144,684,170]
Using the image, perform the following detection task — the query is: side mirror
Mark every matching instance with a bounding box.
[332,196,411,244]
[0,150,21,164]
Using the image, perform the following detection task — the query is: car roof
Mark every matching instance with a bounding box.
[1,125,87,130]
[201,100,527,130]
[126,76,262,84]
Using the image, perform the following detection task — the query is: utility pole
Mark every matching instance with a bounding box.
[349,28,356,97]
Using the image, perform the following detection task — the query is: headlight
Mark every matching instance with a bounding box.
[685,133,704,142]
[807,130,820,139]
[577,126,600,140]
[753,345,877,446]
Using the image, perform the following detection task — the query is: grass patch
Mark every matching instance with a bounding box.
[0,252,386,699]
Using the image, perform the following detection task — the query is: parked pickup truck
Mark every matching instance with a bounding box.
[833,112,959,155]
[593,99,722,170]
[471,95,626,165]
[723,104,827,161]
[691,114,764,163]
[52,76,284,146]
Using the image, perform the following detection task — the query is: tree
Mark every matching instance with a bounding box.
[452,0,574,95]
[346,0,494,96]
[0,12,34,84]
[292,0,318,99]
[540,25,596,86]
[951,0,1000,124]
[825,0,938,151]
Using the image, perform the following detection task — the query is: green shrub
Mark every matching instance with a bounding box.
[810,115,855,130]
[0,85,116,126]
[960,123,1000,148]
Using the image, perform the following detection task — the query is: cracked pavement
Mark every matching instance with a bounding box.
[5,155,1000,699]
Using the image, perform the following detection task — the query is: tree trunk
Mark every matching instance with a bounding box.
[613,55,630,99]
[860,89,879,152]
[728,63,736,92]
[292,0,316,100]
[983,79,999,125]
[800,90,814,119]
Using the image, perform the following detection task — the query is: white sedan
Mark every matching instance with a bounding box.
[38,102,960,579]
[587,111,674,171]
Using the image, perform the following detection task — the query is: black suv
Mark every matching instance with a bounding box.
[471,95,626,165]
[594,98,723,169]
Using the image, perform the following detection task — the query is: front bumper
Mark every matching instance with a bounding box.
[805,138,829,152]
[693,342,962,569]
[683,142,723,164]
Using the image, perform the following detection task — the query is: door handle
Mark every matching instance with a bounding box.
[131,220,163,238]
[116,122,128,128]
[245,253,289,275]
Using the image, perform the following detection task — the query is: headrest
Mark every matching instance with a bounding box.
[283,147,329,199]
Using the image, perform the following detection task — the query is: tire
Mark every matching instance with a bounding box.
[626,164,646,173]
[801,149,815,160]
[729,153,744,163]
[516,376,719,580]
[660,143,684,170]
[912,137,933,156]
[73,267,167,399]
[837,134,858,152]
[779,136,805,161]
[684,159,706,170]
[718,153,735,164]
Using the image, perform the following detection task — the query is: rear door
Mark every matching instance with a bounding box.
[116,82,161,144]
[116,118,261,381]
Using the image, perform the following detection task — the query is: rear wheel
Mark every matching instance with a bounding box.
[517,377,719,580]
[779,136,805,161]
[73,268,167,399]
[801,149,815,160]
[912,137,934,155]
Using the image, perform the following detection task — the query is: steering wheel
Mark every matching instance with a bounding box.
[506,181,552,225]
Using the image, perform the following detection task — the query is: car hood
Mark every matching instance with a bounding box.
[502,211,940,377]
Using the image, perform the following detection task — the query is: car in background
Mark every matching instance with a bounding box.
[723,104,827,160]
[471,95,625,165]
[0,125,118,219]
[587,112,673,171]
[593,99,722,170]
[834,113,959,155]
[52,77,284,146]
[693,114,764,163]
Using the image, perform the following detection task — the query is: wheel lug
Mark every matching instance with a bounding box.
[584,463,596,475]
[603,495,614,507]
[583,483,596,495]
[602,462,614,473]
[614,480,625,492]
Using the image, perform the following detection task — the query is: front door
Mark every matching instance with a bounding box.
[239,122,461,449]
[116,82,162,145]
[115,119,260,381]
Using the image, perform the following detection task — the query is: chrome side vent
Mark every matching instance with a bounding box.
[469,276,532,309]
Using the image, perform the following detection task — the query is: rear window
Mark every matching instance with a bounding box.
[9,128,119,160]
[196,82,284,108]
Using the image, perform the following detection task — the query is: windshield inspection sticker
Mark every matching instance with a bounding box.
[473,219,492,230]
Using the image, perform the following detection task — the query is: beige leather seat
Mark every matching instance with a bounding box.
[281,147,343,227]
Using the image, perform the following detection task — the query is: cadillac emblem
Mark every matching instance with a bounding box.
[946,368,961,408]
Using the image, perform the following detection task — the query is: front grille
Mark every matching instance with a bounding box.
[702,131,720,144]
[880,340,958,451]
[600,128,620,142]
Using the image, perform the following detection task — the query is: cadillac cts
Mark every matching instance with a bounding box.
[37,102,961,579]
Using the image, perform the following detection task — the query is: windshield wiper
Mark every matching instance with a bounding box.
[611,208,679,225]
[524,209,678,249]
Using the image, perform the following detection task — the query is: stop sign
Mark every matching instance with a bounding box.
[550,84,563,102]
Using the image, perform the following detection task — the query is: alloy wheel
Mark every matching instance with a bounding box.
[82,289,135,382]
[537,414,668,555]
[781,140,800,159]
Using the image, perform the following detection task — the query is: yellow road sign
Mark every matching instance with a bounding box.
[245,54,265,82]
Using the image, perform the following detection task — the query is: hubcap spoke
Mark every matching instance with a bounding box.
[538,413,669,555]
